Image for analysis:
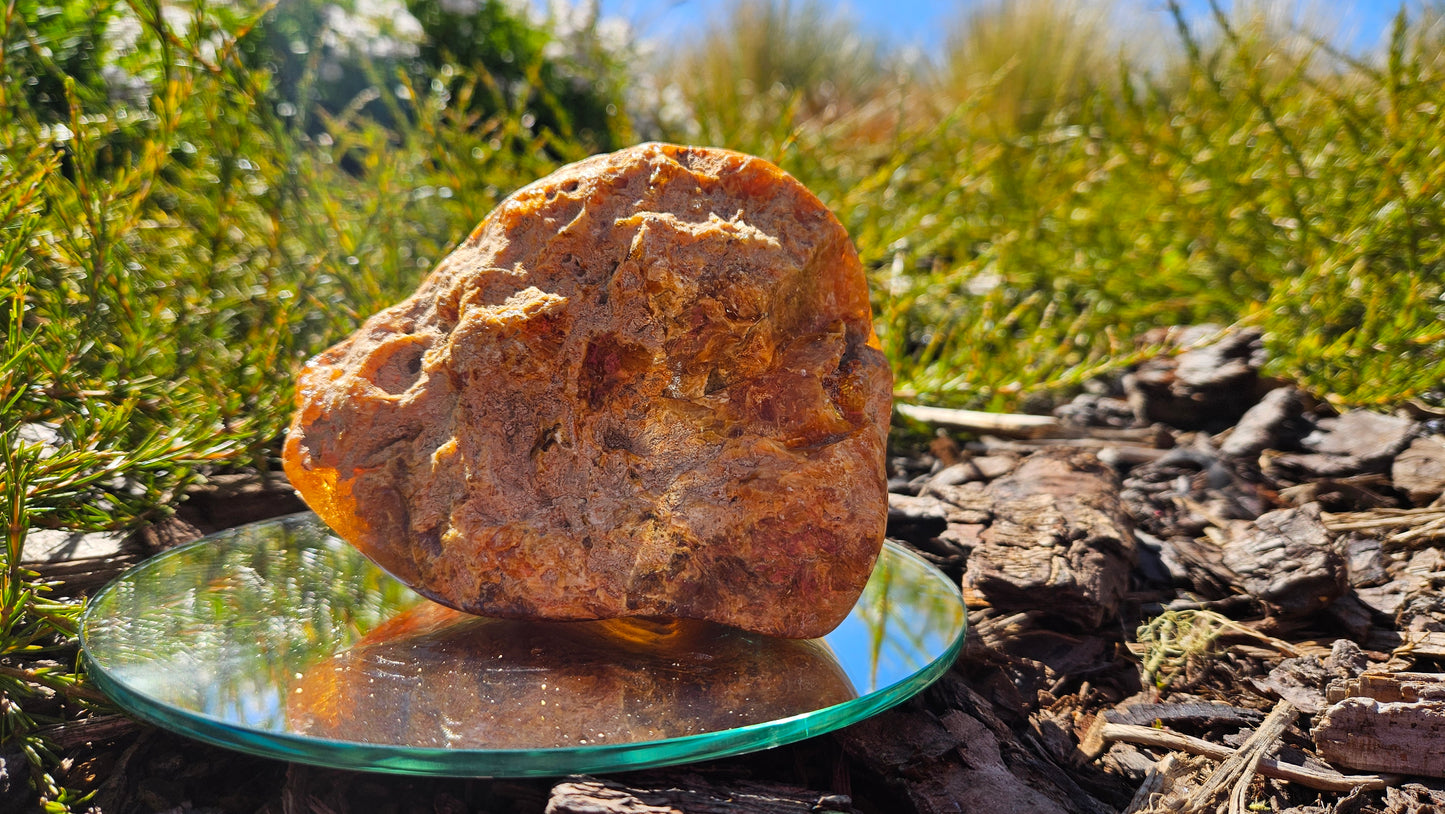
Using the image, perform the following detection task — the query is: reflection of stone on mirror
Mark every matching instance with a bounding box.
[287,600,857,749]
[282,142,891,639]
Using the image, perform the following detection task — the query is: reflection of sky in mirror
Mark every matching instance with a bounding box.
[829,605,947,695]
[84,514,964,751]
[828,549,964,694]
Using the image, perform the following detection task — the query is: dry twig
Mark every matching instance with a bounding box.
[1322,507,1445,547]
[1185,699,1297,814]
[1094,721,1392,793]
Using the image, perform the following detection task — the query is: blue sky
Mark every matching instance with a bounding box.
[592,0,1427,56]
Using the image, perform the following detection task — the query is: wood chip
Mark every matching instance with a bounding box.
[1392,436,1445,507]
[546,776,857,814]
[1315,697,1445,778]
[1220,503,1346,617]
[960,449,1137,629]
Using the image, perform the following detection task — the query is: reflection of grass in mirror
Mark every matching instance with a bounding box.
[85,516,421,729]
[845,547,964,692]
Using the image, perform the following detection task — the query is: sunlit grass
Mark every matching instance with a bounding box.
[1,0,618,806]
[698,0,1445,409]
[645,0,902,160]
[935,0,1138,135]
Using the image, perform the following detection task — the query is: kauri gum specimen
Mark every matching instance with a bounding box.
[283,143,891,638]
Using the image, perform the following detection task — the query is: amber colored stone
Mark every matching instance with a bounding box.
[282,142,891,638]
[288,601,856,748]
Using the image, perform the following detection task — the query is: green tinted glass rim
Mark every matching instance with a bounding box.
[80,515,965,778]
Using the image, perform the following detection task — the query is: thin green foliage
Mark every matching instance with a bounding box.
[653,0,1445,409]
[647,0,897,161]
[1,0,628,806]
[1136,609,1298,691]
[936,0,1141,136]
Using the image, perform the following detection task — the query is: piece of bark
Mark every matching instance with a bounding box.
[1380,783,1445,813]
[973,454,1022,480]
[966,611,1113,692]
[1280,475,1402,513]
[1220,504,1346,618]
[1393,631,1445,661]
[1102,742,1162,780]
[1054,393,1139,430]
[1342,534,1390,588]
[960,449,1137,629]
[1123,753,1210,814]
[1315,696,1445,777]
[838,702,1074,814]
[918,455,1022,491]
[1079,702,1264,759]
[1269,410,1418,480]
[38,714,142,750]
[886,493,949,544]
[1099,701,1265,734]
[1325,593,1378,643]
[1254,656,1331,713]
[1218,385,1307,459]
[925,460,985,488]
[1308,411,1417,461]
[1393,435,1445,506]
[1123,326,1270,432]
[545,775,857,814]
[1327,672,1445,705]
[1157,534,1239,596]
[1120,440,1269,542]
[836,673,1115,814]
[1328,639,1371,677]
[1134,529,1183,586]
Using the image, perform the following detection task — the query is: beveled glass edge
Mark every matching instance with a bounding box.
[83,625,963,777]
[79,514,967,777]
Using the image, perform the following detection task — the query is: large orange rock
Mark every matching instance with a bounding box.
[283,143,891,638]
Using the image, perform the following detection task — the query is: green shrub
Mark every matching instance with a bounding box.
[241,0,631,147]
[644,0,897,159]
[935,0,1137,136]
[0,0,629,805]
[647,0,1445,409]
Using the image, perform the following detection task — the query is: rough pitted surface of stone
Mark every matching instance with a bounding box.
[283,143,891,638]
